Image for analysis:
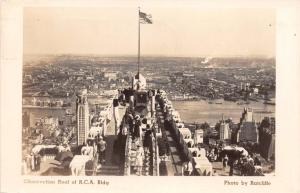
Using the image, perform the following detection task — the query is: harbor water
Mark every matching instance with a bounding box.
[172,99,275,125]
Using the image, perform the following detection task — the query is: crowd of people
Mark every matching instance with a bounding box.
[115,105,155,175]
[187,142,264,176]
[22,143,70,174]
[233,154,263,176]
[80,135,108,165]
[205,145,223,162]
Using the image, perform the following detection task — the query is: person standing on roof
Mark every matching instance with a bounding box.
[183,161,193,176]
[97,136,107,164]
[223,154,229,170]
[143,125,152,154]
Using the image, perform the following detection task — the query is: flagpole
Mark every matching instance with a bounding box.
[138,7,140,74]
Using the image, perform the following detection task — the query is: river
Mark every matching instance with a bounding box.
[23,99,275,127]
[172,100,275,125]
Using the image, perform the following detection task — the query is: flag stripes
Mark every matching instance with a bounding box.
[139,11,152,24]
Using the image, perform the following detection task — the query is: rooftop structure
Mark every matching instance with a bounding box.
[76,89,89,145]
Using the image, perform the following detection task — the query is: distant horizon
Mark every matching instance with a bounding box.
[24,7,275,57]
[23,53,275,59]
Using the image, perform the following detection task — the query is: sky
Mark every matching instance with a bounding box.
[24,6,275,57]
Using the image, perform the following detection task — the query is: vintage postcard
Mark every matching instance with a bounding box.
[1,1,300,193]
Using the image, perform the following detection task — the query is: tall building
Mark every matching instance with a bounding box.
[76,89,89,145]
[238,122,258,142]
[258,117,275,160]
[219,121,230,141]
[194,129,204,144]
[237,108,258,142]
[241,107,253,122]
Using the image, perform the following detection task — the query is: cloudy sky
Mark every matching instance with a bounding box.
[24,6,275,57]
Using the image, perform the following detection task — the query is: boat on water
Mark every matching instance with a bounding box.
[263,101,275,105]
[237,101,250,105]
[208,99,223,104]
[255,110,273,114]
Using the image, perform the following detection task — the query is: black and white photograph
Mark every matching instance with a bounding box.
[21,6,277,177]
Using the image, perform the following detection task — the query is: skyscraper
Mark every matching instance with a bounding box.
[76,89,89,145]
[220,121,230,141]
[237,108,258,142]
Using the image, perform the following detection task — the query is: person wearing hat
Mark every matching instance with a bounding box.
[135,115,140,120]
[143,125,152,154]
[133,120,141,140]
[97,136,107,164]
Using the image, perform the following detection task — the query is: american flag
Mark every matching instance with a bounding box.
[139,11,152,24]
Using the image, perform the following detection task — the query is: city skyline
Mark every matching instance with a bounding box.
[20,5,276,177]
[24,7,275,57]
